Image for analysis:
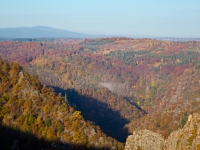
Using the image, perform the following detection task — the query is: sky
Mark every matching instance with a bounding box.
[0,0,200,38]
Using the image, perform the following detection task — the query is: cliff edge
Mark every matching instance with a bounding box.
[125,113,200,150]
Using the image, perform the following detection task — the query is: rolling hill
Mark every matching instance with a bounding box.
[0,26,100,38]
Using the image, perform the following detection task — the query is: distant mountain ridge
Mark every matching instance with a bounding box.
[0,26,101,38]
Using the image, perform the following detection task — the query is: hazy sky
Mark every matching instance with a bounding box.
[0,0,200,38]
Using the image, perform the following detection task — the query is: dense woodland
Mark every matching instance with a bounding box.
[0,58,124,149]
[1,38,200,147]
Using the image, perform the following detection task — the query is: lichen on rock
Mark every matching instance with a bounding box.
[125,113,200,150]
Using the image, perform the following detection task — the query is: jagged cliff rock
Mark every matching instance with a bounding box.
[125,129,164,150]
[165,113,200,150]
[125,113,200,150]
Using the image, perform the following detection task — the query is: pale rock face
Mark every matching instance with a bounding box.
[125,113,200,150]
[125,129,165,150]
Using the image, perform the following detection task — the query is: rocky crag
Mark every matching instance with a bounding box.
[125,113,200,150]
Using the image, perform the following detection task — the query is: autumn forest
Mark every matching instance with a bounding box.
[1,37,200,149]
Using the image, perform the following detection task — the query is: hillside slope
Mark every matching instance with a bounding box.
[0,58,124,150]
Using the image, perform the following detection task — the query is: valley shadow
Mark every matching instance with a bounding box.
[47,86,130,143]
[123,96,147,114]
[0,125,112,150]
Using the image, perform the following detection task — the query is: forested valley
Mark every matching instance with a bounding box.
[1,38,200,149]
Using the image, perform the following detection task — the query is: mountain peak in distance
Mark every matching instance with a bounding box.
[0,26,103,38]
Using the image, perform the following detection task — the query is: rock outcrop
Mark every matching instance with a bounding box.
[125,129,164,150]
[125,113,200,150]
